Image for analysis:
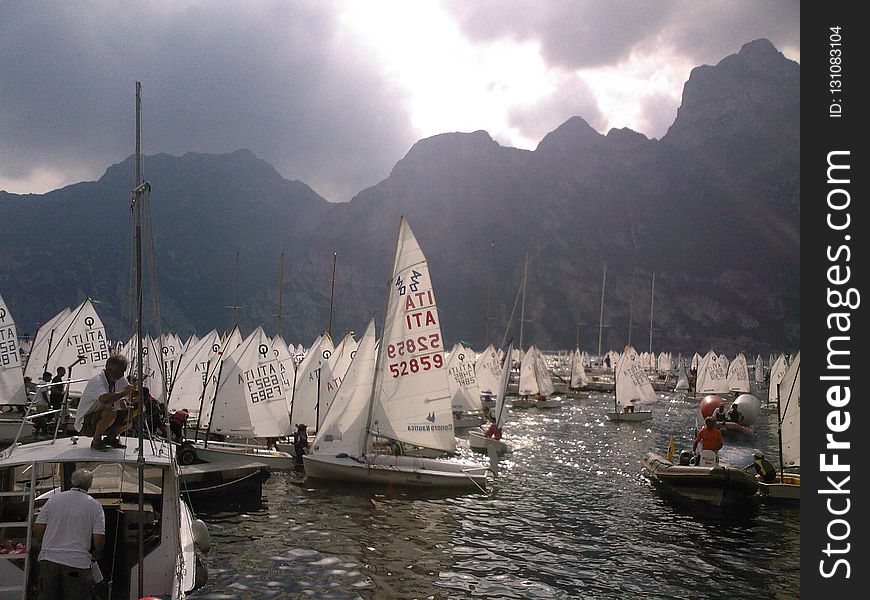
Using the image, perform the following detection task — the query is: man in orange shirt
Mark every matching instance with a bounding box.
[693,416,724,460]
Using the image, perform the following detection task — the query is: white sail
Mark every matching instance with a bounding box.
[446,342,483,412]
[197,326,243,427]
[674,360,689,391]
[533,346,555,397]
[615,345,657,408]
[569,347,587,389]
[370,218,455,452]
[311,319,377,456]
[474,344,501,395]
[167,330,221,411]
[691,352,701,371]
[607,350,620,371]
[754,354,765,384]
[210,326,291,438]
[271,334,296,390]
[778,351,800,468]
[695,350,729,395]
[720,354,729,373]
[23,306,72,383]
[26,299,110,396]
[493,343,514,429]
[767,353,789,405]
[289,332,334,430]
[726,352,751,393]
[318,331,358,425]
[518,346,538,396]
[0,293,27,405]
[657,351,672,373]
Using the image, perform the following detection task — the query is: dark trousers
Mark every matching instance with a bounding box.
[38,559,93,600]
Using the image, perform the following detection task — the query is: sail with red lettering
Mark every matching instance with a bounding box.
[311,319,377,456]
[317,331,358,426]
[289,332,334,432]
[371,217,454,452]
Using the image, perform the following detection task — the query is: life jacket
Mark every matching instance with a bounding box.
[754,458,777,483]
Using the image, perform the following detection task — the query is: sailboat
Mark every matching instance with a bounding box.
[468,342,513,456]
[532,348,560,408]
[767,353,789,407]
[674,359,690,392]
[758,351,800,501]
[0,292,34,442]
[474,344,501,409]
[726,352,751,394]
[513,345,545,408]
[566,347,588,399]
[605,345,655,422]
[303,218,488,491]
[446,342,485,428]
[694,350,730,396]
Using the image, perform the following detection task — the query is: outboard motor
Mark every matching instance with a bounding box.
[678,450,692,466]
[698,449,718,466]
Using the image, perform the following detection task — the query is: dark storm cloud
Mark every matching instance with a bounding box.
[0,1,417,201]
[441,0,799,70]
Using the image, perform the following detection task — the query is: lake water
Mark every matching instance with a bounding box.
[187,390,799,600]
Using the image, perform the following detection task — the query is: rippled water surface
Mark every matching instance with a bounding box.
[187,391,799,599]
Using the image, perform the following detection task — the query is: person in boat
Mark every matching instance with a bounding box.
[727,402,742,424]
[293,423,310,464]
[714,402,727,424]
[692,417,724,464]
[484,422,502,440]
[169,408,190,442]
[389,439,406,456]
[745,449,777,483]
[49,365,67,410]
[74,354,139,451]
[33,468,105,599]
[137,386,166,438]
[622,404,635,413]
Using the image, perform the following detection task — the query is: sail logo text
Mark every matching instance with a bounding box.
[407,423,453,432]
[818,149,855,580]
[239,364,283,403]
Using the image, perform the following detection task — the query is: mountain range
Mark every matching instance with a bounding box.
[0,38,799,357]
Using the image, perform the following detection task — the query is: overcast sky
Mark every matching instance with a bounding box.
[1,1,799,202]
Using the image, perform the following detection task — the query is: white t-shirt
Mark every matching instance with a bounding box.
[36,488,105,568]
[74,371,130,432]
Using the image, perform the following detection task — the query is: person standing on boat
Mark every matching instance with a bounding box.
[293,423,309,465]
[33,468,105,599]
[49,366,67,410]
[74,354,138,451]
[692,417,724,462]
[745,449,777,483]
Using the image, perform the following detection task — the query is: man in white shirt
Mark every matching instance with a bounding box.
[74,354,138,451]
[34,468,105,599]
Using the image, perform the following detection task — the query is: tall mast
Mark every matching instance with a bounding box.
[275,253,285,337]
[131,80,148,600]
[227,251,241,330]
[597,264,607,357]
[649,271,655,354]
[627,270,635,347]
[518,254,528,352]
[483,241,494,346]
[327,252,337,339]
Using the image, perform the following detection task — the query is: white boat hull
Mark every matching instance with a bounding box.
[467,429,509,455]
[193,442,296,471]
[303,453,488,490]
[453,413,485,428]
[605,411,653,422]
[758,473,800,501]
[510,397,536,409]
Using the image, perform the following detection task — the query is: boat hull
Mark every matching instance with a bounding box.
[303,453,488,491]
[535,397,561,409]
[643,452,758,506]
[758,473,800,502]
[453,413,485,428]
[467,429,509,455]
[605,411,652,422]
